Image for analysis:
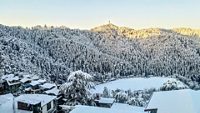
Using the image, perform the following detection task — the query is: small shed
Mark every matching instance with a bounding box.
[95,97,115,108]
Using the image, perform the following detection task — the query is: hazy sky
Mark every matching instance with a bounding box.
[0,0,200,29]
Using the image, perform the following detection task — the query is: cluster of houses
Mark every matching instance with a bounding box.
[0,73,200,113]
[0,73,64,113]
[0,73,61,96]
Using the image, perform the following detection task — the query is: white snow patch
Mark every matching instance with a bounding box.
[91,77,185,93]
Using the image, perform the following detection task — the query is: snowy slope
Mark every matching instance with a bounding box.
[91,77,186,93]
[1,24,200,87]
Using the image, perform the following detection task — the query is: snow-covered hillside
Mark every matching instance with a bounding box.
[1,24,200,88]
[91,77,186,94]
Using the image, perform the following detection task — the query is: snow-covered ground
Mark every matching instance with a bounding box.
[91,77,186,94]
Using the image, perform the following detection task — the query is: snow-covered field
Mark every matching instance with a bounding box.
[91,77,185,93]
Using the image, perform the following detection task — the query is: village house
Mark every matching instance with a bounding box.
[44,86,64,112]
[1,74,21,93]
[144,89,200,113]
[0,74,43,94]
[0,93,57,113]
[16,94,57,113]
[24,79,46,94]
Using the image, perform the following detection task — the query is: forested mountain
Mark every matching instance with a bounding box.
[1,23,200,86]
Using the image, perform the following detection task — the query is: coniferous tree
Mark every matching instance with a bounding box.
[60,70,95,105]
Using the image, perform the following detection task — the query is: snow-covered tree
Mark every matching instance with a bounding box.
[102,87,110,98]
[160,80,187,91]
[60,70,95,106]
[115,91,128,103]
[0,52,4,76]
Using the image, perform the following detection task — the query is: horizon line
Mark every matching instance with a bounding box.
[1,23,200,30]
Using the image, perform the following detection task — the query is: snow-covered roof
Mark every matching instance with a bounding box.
[95,97,115,104]
[29,80,40,86]
[0,94,56,113]
[0,93,13,106]
[45,87,60,96]
[145,89,200,113]
[23,74,31,78]
[111,103,145,113]
[30,79,47,86]
[40,83,56,89]
[70,105,110,113]
[0,93,19,113]
[1,74,19,81]
[37,79,46,83]
[7,76,19,81]
[1,74,14,80]
[0,96,32,113]
[31,75,39,80]
[70,103,145,113]
[16,94,56,107]
[20,78,31,83]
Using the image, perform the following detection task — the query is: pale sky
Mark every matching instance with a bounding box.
[0,0,200,29]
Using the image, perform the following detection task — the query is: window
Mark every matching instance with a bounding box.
[18,102,32,111]
[47,102,51,111]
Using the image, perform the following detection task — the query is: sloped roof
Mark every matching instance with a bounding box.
[30,80,40,86]
[70,105,110,113]
[16,94,56,107]
[145,89,200,113]
[37,79,46,83]
[40,83,56,89]
[111,103,145,113]
[20,78,31,83]
[1,74,19,81]
[45,87,60,96]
